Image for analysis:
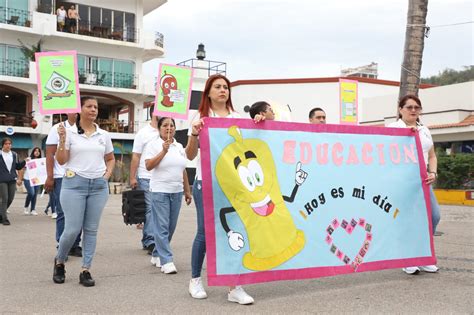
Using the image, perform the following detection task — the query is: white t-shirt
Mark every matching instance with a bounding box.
[132,123,159,180]
[63,124,114,179]
[388,119,433,165]
[188,110,241,180]
[1,150,13,172]
[46,120,74,178]
[143,137,187,193]
[57,8,66,22]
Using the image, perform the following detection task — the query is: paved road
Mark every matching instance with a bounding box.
[1,193,473,313]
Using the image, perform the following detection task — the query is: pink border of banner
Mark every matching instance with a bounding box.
[153,63,194,120]
[339,78,358,125]
[35,51,81,115]
[200,118,436,286]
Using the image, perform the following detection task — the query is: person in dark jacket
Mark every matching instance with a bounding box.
[0,137,26,225]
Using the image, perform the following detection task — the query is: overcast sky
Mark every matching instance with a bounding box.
[143,0,473,81]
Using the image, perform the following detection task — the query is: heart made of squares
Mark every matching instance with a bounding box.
[325,218,372,271]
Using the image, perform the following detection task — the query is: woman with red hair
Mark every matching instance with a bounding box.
[185,74,254,304]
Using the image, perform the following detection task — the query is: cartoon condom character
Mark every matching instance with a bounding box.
[160,72,178,107]
[215,126,307,271]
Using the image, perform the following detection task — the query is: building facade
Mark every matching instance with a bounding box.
[0,0,166,168]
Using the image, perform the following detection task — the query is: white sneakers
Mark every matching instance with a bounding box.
[228,286,254,305]
[150,256,161,268]
[161,262,177,274]
[189,277,208,299]
[188,279,254,304]
[51,213,58,219]
[24,208,30,215]
[31,210,38,216]
[403,265,439,274]
[419,265,439,272]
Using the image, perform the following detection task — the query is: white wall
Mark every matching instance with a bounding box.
[231,80,399,124]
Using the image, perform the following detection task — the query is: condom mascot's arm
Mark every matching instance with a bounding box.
[216,126,308,271]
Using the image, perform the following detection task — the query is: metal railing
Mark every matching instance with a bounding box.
[69,20,139,43]
[0,58,29,78]
[0,111,34,127]
[0,6,32,27]
[177,58,227,76]
[78,69,138,89]
[154,32,164,48]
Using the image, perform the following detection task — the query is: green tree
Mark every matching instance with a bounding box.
[18,39,42,61]
[422,66,474,85]
[436,152,474,189]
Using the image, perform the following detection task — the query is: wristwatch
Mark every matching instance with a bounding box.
[428,171,437,178]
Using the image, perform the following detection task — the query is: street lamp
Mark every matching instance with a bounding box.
[196,43,206,60]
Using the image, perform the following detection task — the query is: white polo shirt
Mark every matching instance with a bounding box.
[132,123,159,180]
[46,120,74,178]
[388,119,433,165]
[63,124,114,179]
[1,150,13,172]
[188,110,241,181]
[143,137,187,193]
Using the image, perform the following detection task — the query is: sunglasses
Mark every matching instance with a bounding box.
[403,106,422,112]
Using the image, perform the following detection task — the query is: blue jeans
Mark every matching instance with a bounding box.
[54,178,81,248]
[191,180,206,278]
[151,191,183,264]
[138,177,154,248]
[429,186,441,234]
[56,175,109,268]
[23,179,40,211]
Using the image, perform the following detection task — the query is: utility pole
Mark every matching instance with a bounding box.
[399,0,429,99]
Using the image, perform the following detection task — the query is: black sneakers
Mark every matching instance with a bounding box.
[53,260,66,284]
[69,246,83,257]
[79,270,95,287]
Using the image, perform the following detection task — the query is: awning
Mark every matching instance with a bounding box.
[0,132,33,149]
[113,140,133,155]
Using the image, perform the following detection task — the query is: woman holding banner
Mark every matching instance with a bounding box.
[0,137,26,225]
[144,116,192,274]
[389,94,440,275]
[53,96,115,287]
[185,74,254,305]
[22,147,43,216]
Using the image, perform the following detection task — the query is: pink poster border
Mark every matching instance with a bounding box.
[200,118,436,286]
[35,50,81,115]
[153,63,194,120]
[339,78,359,125]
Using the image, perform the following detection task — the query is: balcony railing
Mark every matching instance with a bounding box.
[177,58,227,76]
[97,119,138,134]
[0,6,32,27]
[0,111,34,127]
[155,32,164,48]
[71,20,139,43]
[78,70,138,89]
[0,58,29,78]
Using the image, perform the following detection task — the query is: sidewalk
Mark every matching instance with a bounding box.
[1,193,473,313]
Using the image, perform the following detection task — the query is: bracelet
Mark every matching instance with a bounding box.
[191,133,199,137]
[428,171,437,178]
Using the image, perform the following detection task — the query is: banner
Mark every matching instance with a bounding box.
[35,51,81,115]
[200,118,436,286]
[339,79,358,124]
[26,158,47,186]
[153,63,194,120]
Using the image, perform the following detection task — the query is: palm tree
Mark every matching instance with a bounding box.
[399,0,429,99]
[18,39,42,61]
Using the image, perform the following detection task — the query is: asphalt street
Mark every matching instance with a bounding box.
[1,192,473,314]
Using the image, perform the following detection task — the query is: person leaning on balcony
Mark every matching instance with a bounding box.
[388,94,440,275]
[52,96,115,287]
[130,105,158,254]
[0,137,26,226]
[308,107,327,124]
[185,74,254,305]
[45,113,83,257]
[144,117,192,274]
[56,5,66,32]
